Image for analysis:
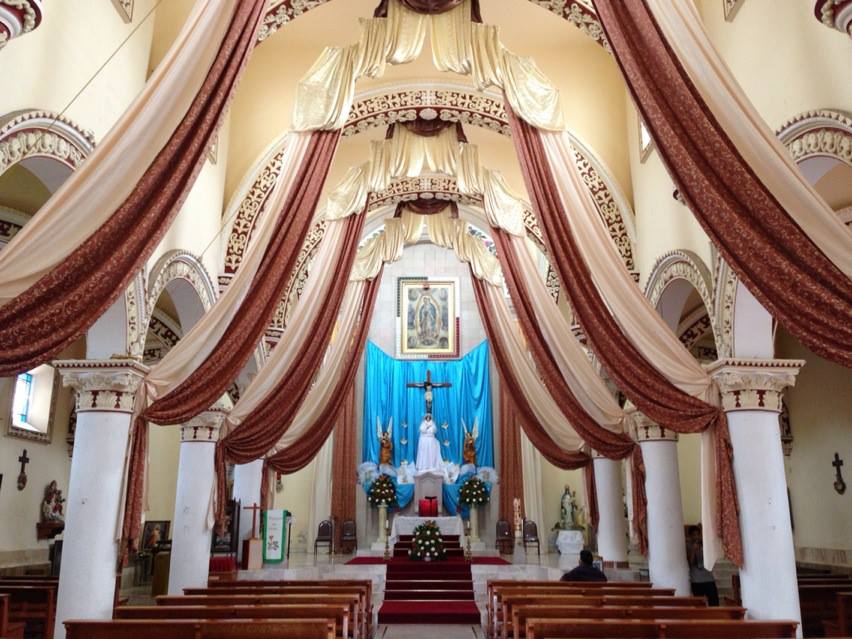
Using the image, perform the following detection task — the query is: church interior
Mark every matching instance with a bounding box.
[0,0,850,637]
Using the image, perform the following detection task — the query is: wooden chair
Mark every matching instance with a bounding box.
[315,520,334,555]
[340,520,357,553]
[522,519,540,556]
[496,519,513,554]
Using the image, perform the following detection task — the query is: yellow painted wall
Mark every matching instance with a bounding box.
[677,434,702,526]
[273,461,316,553]
[145,425,181,525]
[539,458,589,547]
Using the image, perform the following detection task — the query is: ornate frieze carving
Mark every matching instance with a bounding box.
[776,109,852,164]
[110,0,133,23]
[814,0,852,37]
[257,0,330,42]
[181,407,227,443]
[706,358,804,413]
[629,410,679,443]
[0,0,43,48]
[723,0,746,21]
[146,250,216,319]
[54,359,148,414]
[0,110,95,178]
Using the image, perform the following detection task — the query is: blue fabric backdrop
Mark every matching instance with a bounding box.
[362,340,493,469]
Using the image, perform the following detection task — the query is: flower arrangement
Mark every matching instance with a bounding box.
[409,520,446,561]
[367,474,397,507]
[459,476,489,507]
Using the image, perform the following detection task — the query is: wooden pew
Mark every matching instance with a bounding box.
[487,583,677,639]
[509,605,745,639]
[0,584,56,639]
[822,591,852,637]
[497,594,708,639]
[65,618,336,639]
[115,604,352,639]
[524,618,799,639]
[0,594,25,639]
[182,583,371,638]
[799,583,852,637]
[158,593,363,639]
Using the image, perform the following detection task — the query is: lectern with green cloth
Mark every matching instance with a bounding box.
[262,509,290,564]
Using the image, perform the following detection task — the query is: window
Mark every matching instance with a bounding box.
[12,372,34,429]
[639,118,654,163]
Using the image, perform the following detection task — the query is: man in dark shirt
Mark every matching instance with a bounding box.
[560,549,607,582]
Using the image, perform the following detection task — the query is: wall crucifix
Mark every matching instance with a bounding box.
[17,449,30,491]
[832,452,846,495]
[407,370,451,415]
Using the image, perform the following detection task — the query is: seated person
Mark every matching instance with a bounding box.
[686,525,719,606]
[560,549,607,582]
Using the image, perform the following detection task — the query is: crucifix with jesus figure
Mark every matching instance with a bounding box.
[407,370,451,416]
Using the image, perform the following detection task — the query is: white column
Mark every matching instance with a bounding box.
[592,453,628,566]
[709,358,804,632]
[633,415,691,595]
[53,359,148,639]
[167,407,227,595]
[232,459,264,561]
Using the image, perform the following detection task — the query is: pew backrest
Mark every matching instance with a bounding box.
[524,618,799,639]
[65,618,336,639]
[0,584,56,639]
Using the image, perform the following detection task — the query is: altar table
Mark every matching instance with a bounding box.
[389,515,465,545]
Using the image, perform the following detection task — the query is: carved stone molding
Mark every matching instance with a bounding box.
[146,250,217,319]
[776,109,852,165]
[181,407,227,443]
[54,359,149,414]
[814,0,852,37]
[723,0,746,21]
[706,358,805,413]
[0,0,43,49]
[629,410,679,443]
[260,1,609,51]
[0,109,95,177]
[645,249,717,344]
[110,0,133,23]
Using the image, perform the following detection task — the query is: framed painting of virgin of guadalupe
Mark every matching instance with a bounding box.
[397,277,459,359]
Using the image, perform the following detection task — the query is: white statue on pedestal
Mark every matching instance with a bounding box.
[415,413,442,473]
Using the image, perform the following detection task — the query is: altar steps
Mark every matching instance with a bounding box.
[377,542,481,624]
[392,534,466,558]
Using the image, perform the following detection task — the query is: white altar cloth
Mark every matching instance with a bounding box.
[389,515,465,545]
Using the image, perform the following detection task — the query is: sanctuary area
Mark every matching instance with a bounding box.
[0,1,850,638]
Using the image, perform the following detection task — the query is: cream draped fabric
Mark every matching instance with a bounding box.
[351,209,502,285]
[265,281,366,456]
[292,0,563,132]
[480,280,586,454]
[508,233,629,434]
[540,130,723,568]
[520,430,545,531]
[457,145,526,237]
[224,218,350,430]
[320,126,460,221]
[539,131,713,402]
[144,133,313,403]
[647,0,852,278]
[0,0,237,304]
[306,435,334,550]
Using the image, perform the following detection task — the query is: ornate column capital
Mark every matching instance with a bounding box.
[0,0,44,49]
[54,359,148,414]
[625,407,679,443]
[706,358,804,413]
[181,405,228,443]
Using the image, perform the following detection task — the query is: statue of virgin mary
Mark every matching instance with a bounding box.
[415,413,442,473]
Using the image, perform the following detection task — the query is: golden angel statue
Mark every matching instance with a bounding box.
[461,416,479,466]
[377,416,393,465]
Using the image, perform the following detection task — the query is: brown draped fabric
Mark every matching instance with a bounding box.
[506,104,741,565]
[144,130,340,425]
[630,447,649,555]
[493,229,635,460]
[394,199,458,217]
[374,0,482,21]
[584,463,599,533]
[470,272,589,470]
[498,387,525,523]
[259,461,274,512]
[118,396,149,567]
[593,0,852,368]
[266,273,382,474]
[218,211,366,466]
[330,385,358,548]
[0,0,266,376]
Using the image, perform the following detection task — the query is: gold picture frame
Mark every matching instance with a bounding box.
[397,277,459,359]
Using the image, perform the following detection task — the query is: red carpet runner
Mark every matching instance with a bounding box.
[376,535,482,624]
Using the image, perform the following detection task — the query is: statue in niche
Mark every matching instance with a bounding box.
[41,480,65,522]
[377,416,393,465]
[560,485,576,530]
[461,416,479,467]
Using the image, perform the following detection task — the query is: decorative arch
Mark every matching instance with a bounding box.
[0,109,95,175]
[146,250,217,320]
[644,249,717,348]
[258,0,609,50]
[813,0,852,37]
[0,0,44,49]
